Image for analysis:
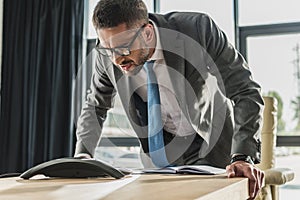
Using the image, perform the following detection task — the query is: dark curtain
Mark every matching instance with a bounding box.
[0,0,84,173]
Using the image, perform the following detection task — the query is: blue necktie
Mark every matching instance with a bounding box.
[144,61,169,168]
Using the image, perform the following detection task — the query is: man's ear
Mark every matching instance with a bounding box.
[143,24,155,44]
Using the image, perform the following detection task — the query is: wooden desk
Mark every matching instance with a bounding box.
[0,174,248,200]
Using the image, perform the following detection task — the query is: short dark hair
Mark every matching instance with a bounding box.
[92,0,149,29]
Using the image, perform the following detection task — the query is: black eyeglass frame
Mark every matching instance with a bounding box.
[96,24,147,57]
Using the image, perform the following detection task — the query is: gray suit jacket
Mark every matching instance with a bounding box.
[75,12,264,168]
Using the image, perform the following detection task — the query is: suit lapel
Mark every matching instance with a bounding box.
[155,19,190,123]
[110,14,194,139]
[112,66,148,137]
[151,14,210,145]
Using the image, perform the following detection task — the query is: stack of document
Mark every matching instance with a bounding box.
[142,165,226,175]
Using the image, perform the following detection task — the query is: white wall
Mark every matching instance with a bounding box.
[87,0,235,45]
[159,0,235,45]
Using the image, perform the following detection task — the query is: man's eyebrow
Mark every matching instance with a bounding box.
[113,29,138,47]
[100,39,125,48]
[115,40,131,48]
[114,34,135,47]
[100,29,136,48]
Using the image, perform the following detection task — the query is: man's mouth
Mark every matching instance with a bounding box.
[120,63,134,71]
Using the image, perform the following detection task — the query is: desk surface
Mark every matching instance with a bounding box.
[0,174,248,200]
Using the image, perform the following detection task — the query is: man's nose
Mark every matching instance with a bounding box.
[113,54,125,65]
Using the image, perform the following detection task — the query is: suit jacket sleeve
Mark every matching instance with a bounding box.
[196,14,264,163]
[75,52,116,157]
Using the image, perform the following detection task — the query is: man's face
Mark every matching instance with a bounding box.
[97,23,154,76]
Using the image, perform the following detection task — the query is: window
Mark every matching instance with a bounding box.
[239,0,300,26]
[247,34,300,136]
[237,0,300,197]
[276,147,300,199]
[159,0,235,44]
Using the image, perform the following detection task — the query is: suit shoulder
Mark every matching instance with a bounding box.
[165,12,212,25]
[150,12,215,33]
[151,12,217,43]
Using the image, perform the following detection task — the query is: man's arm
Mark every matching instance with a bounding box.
[196,14,264,199]
[197,14,264,162]
[74,53,116,157]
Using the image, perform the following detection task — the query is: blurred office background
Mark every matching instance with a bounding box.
[0,0,300,198]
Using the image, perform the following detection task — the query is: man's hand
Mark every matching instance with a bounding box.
[226,161,264,200]
[74,153,92,159]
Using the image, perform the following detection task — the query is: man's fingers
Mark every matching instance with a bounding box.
[247,169,257,199]
[254,170,265,198]
[226,163,244,177]
[244,165,264,199]
[226,161,265,200]
[260,171,265,186]
[74,153,92,159]
[226,165,235,177]
[255,171,262,196]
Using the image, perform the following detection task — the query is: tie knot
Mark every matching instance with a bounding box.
[144,60,155,73]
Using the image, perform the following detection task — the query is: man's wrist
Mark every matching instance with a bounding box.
[230,154,254,165]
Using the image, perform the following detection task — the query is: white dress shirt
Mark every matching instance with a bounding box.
[130,21,195,137]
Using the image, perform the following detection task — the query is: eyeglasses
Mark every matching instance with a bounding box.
[96,24,147,57]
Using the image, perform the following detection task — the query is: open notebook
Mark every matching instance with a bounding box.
[143,165,226,175]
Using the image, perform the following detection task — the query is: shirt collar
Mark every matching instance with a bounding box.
[148,20,164,61]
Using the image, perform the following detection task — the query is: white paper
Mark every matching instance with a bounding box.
[143,165,226,175]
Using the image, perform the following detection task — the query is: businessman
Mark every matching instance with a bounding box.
[75,0,264,199]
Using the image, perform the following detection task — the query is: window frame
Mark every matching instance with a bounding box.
[235,0,300,147]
